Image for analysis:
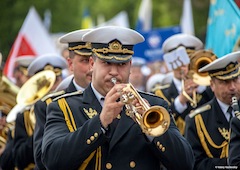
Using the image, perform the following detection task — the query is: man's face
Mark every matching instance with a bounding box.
[91,57,131,96]
[173,64,189,80]
[211,77,240,105]
[68,54,92,88]
[13,70,29,87]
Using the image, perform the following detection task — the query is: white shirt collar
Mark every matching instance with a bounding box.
[73,79,85,91]
[216,98,234,121]
[91,83,104,106]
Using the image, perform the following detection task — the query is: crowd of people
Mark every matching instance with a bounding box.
[0,26,239,170]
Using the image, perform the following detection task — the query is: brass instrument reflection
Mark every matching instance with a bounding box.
[111,78,170,137]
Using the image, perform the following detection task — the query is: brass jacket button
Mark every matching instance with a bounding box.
[130,161,136,168]
[106,163,112,169]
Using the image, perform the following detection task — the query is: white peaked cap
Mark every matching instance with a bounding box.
[162,33,203,53]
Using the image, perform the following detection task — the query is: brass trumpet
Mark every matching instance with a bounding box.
[111,78,170,137]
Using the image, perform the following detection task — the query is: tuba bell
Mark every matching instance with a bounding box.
[111,78,170,137]
[6,70,56,123]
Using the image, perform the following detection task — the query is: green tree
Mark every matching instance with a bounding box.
[0,0,210,62]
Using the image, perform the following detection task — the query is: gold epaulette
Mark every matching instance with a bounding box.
[151,85,171,106]
[151,84,170,92]
[189,104,211,118]
[41,90,66,102]
[53,90,83,102]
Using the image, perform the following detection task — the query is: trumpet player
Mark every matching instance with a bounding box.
[157,33,214,135]
[42,26,194,170]
[185,51,240,169]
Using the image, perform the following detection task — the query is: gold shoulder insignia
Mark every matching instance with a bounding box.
[151,84,170,92]
[189,104,211,118]
[83,108,97,118]
[41,90,65,102]
[53,90,83,102]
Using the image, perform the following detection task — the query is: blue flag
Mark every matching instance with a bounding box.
[134,26,181,63]
[205,0,240,58]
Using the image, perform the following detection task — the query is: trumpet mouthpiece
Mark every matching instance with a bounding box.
[111,77,117,84]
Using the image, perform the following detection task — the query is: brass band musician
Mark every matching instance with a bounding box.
[185,51,240,169]
[11,53,68,170]
[154,33,214,135]
[41,26,194,170]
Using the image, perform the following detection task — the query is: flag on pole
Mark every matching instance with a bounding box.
[3,6,57,80]
[180,0,195,35]
[97,11,129,28]
[135,0,152,32]
[205,0,240,58]
[81,8,94,29]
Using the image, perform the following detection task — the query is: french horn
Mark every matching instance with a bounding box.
[111,78,170,137]
[6,70,56,123]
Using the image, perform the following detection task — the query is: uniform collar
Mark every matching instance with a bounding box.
[73,79,85,91]
[91,83,104,106]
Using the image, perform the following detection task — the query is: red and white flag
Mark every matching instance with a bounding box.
[3,6,57,80]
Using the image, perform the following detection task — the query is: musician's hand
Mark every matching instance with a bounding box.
[183,79,198,96]
[132,98,150,116]
[100,84,125,128]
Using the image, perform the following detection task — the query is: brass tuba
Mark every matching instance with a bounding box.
[6,70,56,123]
[0,51,19,114]
[0,52,19,151]
[111,78,170,137]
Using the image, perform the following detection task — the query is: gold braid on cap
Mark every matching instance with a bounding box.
[73,50,92,56]
[209,63,240,79]
[92,40,133,61]
[44,65,62,76]
[68,42,91,51]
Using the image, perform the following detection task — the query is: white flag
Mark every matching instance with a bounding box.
[180,0,195,35]
[97,11,129,28]
[3,6,57,80]
[135,0,152,31]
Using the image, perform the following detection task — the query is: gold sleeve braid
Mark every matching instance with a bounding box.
[57,98,101,170]
[23,108,35,137]
[195,114,229,158]
[46,98,52,105]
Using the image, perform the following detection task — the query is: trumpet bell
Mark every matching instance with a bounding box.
[117,81,170,137]
[141,106,170,136]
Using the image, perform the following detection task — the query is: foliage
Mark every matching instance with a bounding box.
[0,0,210,62]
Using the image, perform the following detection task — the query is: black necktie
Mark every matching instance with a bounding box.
[227,106,233,121]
